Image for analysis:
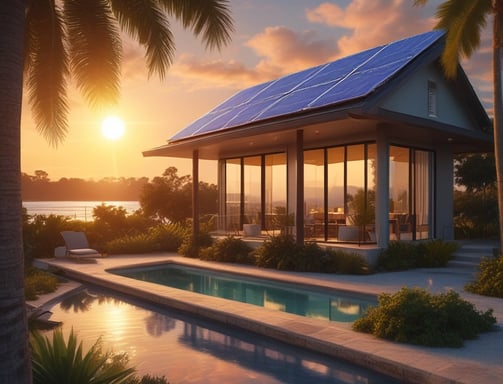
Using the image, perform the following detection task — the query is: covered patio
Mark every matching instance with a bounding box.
[144,30,492,251]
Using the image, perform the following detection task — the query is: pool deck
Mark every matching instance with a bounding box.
[32,253,503,384]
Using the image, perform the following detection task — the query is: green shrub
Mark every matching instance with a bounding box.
[25,268,59,301]
[200,236,254,264]
[353,287,496,347]
[22,214,80,262]
[255,234,300,270]
[31,329,135,384]
[328,249,370,275]
[105,224,187,254]
[255,235,370,274]
[417,240,458,267]
[378,240,458,271]
[466,255,503,298]
[377,241,419,270]
[178,231,214,258]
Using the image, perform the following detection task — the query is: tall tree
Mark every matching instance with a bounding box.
[413,0,501,245]
[0,1,233,381]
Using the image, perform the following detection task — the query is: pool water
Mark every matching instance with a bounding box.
[111,264,376,322]
[47,286,397,383]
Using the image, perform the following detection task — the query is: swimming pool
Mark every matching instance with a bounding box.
[111,263,376,322]
[46,286,398,383]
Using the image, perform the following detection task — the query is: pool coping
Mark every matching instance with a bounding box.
[33,254,503,384]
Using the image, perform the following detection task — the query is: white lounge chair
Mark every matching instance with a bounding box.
[60,231,101,259]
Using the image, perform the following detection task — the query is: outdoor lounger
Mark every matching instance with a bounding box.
[60,231,102,259]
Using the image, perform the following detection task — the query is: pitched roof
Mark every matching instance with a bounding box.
[170,30,446,142]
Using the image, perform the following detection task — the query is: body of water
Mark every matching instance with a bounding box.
[46,286,397,383]
[23,201,140,221]
[112,264,375,323]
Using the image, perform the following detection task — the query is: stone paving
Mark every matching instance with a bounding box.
[32,253,503,384]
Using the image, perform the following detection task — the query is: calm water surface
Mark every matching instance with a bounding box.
[47,287,397,384]
[112,264,376,322]
[23,201,140,221]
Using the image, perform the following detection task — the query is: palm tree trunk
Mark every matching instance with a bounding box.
[0,1,32,382]
[494,2,503,250]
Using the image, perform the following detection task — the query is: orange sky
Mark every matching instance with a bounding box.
[20,0,493,183]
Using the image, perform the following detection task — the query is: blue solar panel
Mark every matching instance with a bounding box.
[170,30,444,142]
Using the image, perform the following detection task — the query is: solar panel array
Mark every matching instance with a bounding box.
[170,30,444,142]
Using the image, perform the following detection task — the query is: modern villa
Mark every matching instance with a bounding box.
[144,30,492,254]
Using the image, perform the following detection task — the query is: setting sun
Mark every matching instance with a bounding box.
[101,115,125,140]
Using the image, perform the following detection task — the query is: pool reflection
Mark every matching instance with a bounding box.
[47,287,396,383]
[114,264,375,322]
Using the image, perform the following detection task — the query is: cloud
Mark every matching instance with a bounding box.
[137,0,492,115]
[307,0,435,57]
[171,54,268,89]
[245,26,339,74]
[170,26,340,89]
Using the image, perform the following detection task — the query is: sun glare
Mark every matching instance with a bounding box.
[101,115,125,140]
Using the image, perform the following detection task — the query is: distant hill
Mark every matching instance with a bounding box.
[21,172,148,201]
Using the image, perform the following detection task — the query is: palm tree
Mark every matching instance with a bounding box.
[414,0,502,246]
[0,1,233,382]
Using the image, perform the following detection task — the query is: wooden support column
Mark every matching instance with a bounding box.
[192,149,200,243]
[296,130,304,245]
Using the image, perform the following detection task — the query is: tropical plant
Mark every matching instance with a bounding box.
[1,1,233,380]
[413,1,501,246]
[254,234,370,273]
[104,224,187,254]
[200,236,255,264]
[453,153,499,238]
[31,328,135,384]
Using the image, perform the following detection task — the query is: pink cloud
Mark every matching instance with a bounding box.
[306,0,434,57]
[245,26,339,74]
[170,26,340,89]
[170,54,270,90]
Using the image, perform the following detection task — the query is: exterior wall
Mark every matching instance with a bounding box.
[381,64,475,130]
[435,148,455,240]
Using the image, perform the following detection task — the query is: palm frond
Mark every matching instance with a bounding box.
[24,0,69,146]
[64,0,122,108]
[160,0,234,50]
[435,0,492,77]
[110,0,175,79]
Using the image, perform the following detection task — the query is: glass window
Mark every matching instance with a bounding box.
[389,146,433,241]
[243,156,262,226]
[327,147,345,240]
[389,146,410,240]
[264,153,287,232]
[413,150,432,239]
[304,149,325,239]
[366,143,376,228]
[346,144,366,226]
[225,158,241,232]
